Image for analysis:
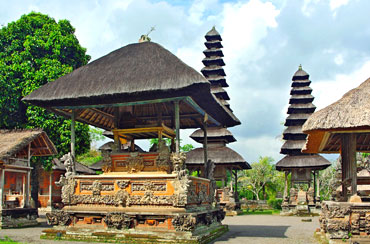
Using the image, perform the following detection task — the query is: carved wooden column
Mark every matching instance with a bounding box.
[22,175,26,207]
[203,119,208,165]
[341,133,356,199]
[26,143,31,207]
[174,101,180,152]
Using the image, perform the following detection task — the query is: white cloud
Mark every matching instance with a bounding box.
[330,0,350,11]
[334,53,344,65]
[301,0,321,17]
[312,60,370,110]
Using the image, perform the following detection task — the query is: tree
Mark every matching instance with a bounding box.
[0,12,91,157]
[238,156,275,200]
[149,138,194,152]
[0,12,91,207]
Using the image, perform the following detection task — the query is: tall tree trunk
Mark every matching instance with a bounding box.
[30,161,40,208]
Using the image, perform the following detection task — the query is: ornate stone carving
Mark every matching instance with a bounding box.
[60,152,75,177]
[156,140,172,173]
[327,205,351,218]
[215,209,226,222]
[289,188,297,205]
[80,183,114,192]
[104,213,132,229]
[131,181,166,192]
[127,153,145,173]
[116,180,130,189]
[350,213,360,234]
[198,184,208,204]
[101,151,112,173]
[307,187,314,205]
[171,152,191,207]
[187,182,198,204]
[171,152,186,174]
[172,214,196,231]
[56,176,76,204]
[92,180,102,196]
[46,211,71,226]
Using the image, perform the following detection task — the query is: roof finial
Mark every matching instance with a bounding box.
[139,26,156,43]
[299,64,302,70]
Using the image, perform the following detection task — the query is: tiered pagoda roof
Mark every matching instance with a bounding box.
[186,27,250,172]
[276,66,331,171]
[201,27,230,110]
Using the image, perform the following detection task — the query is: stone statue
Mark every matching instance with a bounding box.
[60,152,75,177]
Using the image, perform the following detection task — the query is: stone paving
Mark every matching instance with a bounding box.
[0,214,319,244]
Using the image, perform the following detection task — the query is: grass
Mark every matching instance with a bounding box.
[77,150,102,166]
[0,236,20,244]
[241,209,280,215]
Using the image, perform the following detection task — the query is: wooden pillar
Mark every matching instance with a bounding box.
[0,168,4,209]
[22,175,26,207]
[113,107,120,152]
[313,170,317,200]
[203,120,208,165]
[71,109,76,159]
[283,171,289,200]
[341,133,356,200]
[233,170,238,201]
[316,171,320,201]
[130,140,135,152]
[174,101,180,152]
[48,172,53,208]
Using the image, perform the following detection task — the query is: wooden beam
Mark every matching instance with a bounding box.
[174,101,180,152]
[89,108,114,120]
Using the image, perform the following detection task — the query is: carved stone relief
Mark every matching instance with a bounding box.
[131,181,166,192]
[127,153,145,173]
[172,214,196,231]
[104,213,132,229]
[116,180,130,189]
[55,176,76,204]
[156,140,172,173]
[46,211,71,226]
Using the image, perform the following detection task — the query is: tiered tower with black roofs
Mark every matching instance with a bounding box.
[186,27,250,209]
[201,27,231,111]
[280,65,316,155]
[276,66,331,212]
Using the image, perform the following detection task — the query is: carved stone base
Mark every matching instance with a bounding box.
[42,209,227,244]
[0,208,38,229]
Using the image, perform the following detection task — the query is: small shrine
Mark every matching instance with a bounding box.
[276,66,331,216]
[0,129,57,228]
[303,77,370,242]
[23,40,240,243]
[186,27,250,216]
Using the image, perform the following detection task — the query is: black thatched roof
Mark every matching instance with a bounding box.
[186,146,250,169]
[52,158,96,174]
[276,155,331,171]
[0,129,57,161]
[190,127,236,143]
[23,42,240,129]
[205,26,222,41]
[280,66,318,160]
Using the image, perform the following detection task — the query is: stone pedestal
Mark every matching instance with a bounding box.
[0,208,38,229]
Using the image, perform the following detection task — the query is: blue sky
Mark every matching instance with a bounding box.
[1,0,370,164]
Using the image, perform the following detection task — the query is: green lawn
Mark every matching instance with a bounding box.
[0,236,20,244]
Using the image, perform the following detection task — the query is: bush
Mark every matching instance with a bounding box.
[267,198,282,210]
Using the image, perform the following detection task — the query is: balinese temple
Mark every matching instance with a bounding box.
[0,129,57,228]
[186,27,250,215]
[276,66,331,215]
[23,39,240,243]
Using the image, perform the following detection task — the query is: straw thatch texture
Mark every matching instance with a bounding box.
[0,129,57,161]
[190,128,236,143]
[23,41,240,129]
[303,77,370,132]
[52,158,95,174]
[186,147,250,169]
[275,155,331,170]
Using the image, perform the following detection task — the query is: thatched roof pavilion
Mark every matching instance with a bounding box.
[0,129,57,162]
[23,42,239,130]
[276,66,330,209]
[302,76,370,200]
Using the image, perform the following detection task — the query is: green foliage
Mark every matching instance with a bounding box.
[0,236,19,243]
[238,156,283,201]
[89,126,105,142]
[77,150,102,166]
[0,12,91,159]
[267,197,282,210]
[148,138,194,152]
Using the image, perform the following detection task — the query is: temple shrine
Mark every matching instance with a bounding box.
[0,129,57,228]
[186,27,250,216]
[303,77,370,242]
[23,39,240,243]
[276,66,331,216]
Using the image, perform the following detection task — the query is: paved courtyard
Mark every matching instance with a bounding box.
[0,214,319,244]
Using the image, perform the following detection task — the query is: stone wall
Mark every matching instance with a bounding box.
[320,201,370,240]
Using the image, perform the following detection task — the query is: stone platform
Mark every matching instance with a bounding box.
[0,208,38,228]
